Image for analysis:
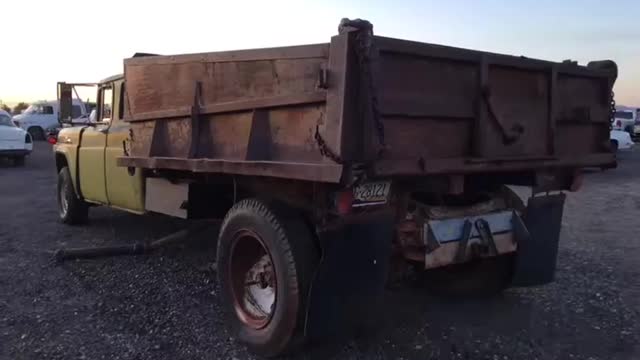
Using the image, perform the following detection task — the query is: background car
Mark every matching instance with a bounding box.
[0,109,33,166]
[610,129,634,152]
[612,108,637,137]
[11,99,91,141]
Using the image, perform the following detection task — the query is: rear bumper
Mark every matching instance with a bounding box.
[0,149,31,157]
[423,210,520,269]
[412,193,565,286]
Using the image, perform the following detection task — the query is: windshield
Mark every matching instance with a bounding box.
[23,105,38,115]
[23,104,54,115]
[0,114,15,126]
[614,111,633,120]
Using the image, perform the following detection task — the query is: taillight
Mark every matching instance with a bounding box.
[47,136,57,145]
[25,134,32,143]
[334,190,354,215]
[616,120,622,127]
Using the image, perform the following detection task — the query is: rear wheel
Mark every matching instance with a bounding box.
[216,199,319,357]
[610,140,619,153]
[13,156,25,167]
[28,127,45,141]
[57,167,89,225]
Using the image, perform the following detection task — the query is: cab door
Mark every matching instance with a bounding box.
[104,80,145,213]
[78,85,111,204]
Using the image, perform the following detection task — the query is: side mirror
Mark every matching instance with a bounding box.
[57,82,73,124]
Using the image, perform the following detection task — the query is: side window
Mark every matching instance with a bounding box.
[118,83,125,120]
[42,106,54,115]
[71,105,82,119]
[100,86,113,123]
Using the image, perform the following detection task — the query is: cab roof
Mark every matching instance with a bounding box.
[100,74,124,84]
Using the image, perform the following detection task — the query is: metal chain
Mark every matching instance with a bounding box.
[609,90,616,130]
[315,19,387,166]
[342,19,386,158]
[314,125,343,164]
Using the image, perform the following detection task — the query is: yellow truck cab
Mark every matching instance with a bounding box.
[54,75,144,224]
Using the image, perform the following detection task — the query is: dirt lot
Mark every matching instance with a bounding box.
[1,142,639,360]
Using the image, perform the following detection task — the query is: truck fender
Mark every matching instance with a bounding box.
[54,151,82,200]
[54,126,89,201]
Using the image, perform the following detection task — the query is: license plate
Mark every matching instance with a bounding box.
[353,181,391,207]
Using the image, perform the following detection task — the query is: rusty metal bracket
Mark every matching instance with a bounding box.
[454,220,473,263]
[246,110,272,161]
[474,218,499,256]
[317,66,329,89]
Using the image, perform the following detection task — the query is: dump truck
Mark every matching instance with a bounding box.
[53,19,617,357]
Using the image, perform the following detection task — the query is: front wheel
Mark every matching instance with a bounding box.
[610,140,619,153]
[216,199,319,357]
[57,167,89,225]
[28,127,45,141]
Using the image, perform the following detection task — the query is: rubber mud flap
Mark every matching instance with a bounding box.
[511,193,566,287]
[304,213,394,343]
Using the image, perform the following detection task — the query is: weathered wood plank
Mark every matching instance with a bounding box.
[378,53,477,119]
[125,58,326,116]
[374,153,614,176]
[376,36,611,78]
[125,92,327,122]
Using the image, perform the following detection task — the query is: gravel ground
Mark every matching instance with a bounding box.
[1,142,639,360]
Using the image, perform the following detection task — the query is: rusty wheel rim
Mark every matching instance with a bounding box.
[228,229,276,329]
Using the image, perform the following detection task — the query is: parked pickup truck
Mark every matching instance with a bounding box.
[12,99,92,140]
[52,19,617,357]
[612,108,637,136]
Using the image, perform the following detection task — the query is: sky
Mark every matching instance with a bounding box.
[0,0,638,106]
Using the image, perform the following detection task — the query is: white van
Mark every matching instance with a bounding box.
[612,108,636,135]
[12,100,90,140]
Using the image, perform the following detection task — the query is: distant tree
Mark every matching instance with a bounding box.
[12,102,28,115]
[0,103,11,113]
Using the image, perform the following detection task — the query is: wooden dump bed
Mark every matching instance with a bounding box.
[118,22,617,184]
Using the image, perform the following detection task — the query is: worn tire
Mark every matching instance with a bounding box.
[420,254,515,297]
[216,199,319,357]
[28,127,45,141]
[13,156,25,167]
[611,140,619,153]
[57,167,89,225]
